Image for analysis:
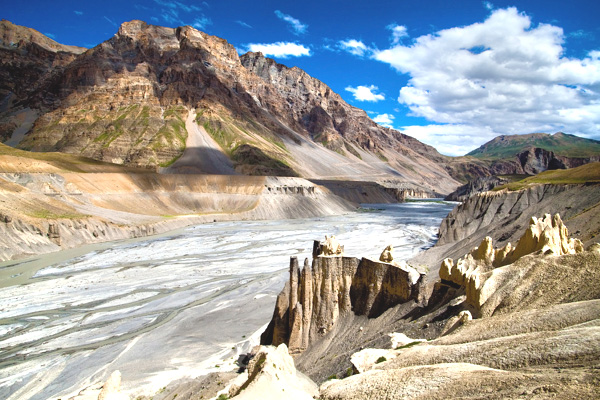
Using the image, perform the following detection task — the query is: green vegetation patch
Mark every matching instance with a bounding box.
[377,152,389,162]
[495,162,600,191]
[27,209,89,219]
[468,132,600,159]
[344,141,362,159]
[395,341,423,350]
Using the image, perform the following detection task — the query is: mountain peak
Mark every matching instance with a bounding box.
[117,20,149,37]
[0,19,86,54]
[468,131,600,159]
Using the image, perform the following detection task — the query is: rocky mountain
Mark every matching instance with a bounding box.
[0,19,459,194]
[443,132,600,187]
[468,132,600,159]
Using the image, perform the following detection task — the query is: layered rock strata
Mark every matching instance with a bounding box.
[1,20,459,193]
[0,173,355,261]
[261,241,424,354]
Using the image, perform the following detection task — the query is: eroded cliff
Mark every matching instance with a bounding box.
[261,241,424,355]
[0,173,354,261]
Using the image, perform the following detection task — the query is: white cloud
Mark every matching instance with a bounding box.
[483,1,494,11]
[345,85,385,102]
[339,39,370,56]
[373,113,395,128]
[236,20,252,29]
[151,0,211,28]
[246,42,311,58]
[74,10,83,16]
[275,10,307,35]
[44,32,56,39]
[401,125,500,156]
[387,24,408,45]
[371,7,600,154]
[191,17,211,30]
[104,16,118,27]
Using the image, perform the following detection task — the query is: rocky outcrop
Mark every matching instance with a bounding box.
[444,176,508,202]
[439,213,586,316]
[309,180,438,204]
[227,344,318,400]
[261,240,425,354]
[434,183,600,266]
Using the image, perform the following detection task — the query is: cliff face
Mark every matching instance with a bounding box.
[444,176,509,202]
[0,173,355,261]
[261,242,424,355]
[408,182,600,275]
[0,20,459,193]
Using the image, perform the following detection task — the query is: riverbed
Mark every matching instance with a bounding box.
[0,201,454,399]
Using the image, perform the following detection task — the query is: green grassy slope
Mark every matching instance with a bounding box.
[497,162,600,190]
[467,132,600,159]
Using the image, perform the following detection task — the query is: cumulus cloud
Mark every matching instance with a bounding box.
[246,42,311,58]
[373,113,395,128]
[345,85,385,102]
[387,24,408,45]
[275,10,307,35]
[371,7,600,155]
[339,39,370,56]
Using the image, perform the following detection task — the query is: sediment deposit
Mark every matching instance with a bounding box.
[0,172,354,261]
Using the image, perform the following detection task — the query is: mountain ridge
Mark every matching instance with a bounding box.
[467,131,600,159]
[0,19,459,194]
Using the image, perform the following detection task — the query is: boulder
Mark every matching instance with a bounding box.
[228,344,318,400]
[322,235,344,256]
[350,348,396,373]
[97,371,127,400]
[379,245,394,262]
[388,332,426,349]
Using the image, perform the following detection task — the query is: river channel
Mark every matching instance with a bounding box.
[0,201,454,399]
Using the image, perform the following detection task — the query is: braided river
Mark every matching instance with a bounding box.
[0,201,454,399]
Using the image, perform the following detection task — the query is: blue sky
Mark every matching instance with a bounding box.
[3,0,600,156]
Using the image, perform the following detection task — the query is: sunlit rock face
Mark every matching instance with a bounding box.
[262,240,425,354]
[439,213,590,316]
[1,20,459,192]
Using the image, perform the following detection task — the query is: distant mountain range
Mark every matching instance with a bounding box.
[468,132,600,159]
